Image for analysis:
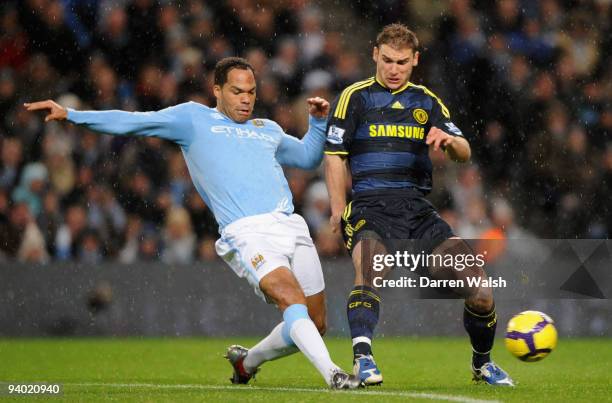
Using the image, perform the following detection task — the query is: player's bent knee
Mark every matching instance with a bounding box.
[466,294,494,313]
[260,267,307,309]
[352,238,389,289]
[274,290,307,310]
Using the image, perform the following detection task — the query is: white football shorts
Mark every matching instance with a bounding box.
[215,212,325,301]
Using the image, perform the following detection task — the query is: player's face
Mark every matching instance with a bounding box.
[214,68,256,123]
[373,44,419,90]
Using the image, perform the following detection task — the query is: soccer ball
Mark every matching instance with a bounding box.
[505,310,558,362]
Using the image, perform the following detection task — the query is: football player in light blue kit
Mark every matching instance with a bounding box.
[25,57,360,389]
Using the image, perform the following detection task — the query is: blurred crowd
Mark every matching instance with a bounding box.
[414,0,611,241]
[0,0,610,265]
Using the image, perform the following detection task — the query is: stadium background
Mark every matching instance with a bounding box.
[0,0,611,338]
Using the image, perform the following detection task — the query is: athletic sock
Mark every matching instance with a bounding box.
[346,285,380,358]
[463,303,497,368]
[243,322,299,373]
[283,304,339,385]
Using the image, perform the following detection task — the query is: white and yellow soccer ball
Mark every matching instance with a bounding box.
[505,310,558,362]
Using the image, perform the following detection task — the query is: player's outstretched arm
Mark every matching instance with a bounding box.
[24,100,194,147]
[324,154,349,234]
[276,97,330,169]
[426,126,471,162]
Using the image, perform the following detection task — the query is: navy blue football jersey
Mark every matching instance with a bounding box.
[325,77,464,194]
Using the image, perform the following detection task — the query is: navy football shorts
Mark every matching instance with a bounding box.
[341,188,454,255]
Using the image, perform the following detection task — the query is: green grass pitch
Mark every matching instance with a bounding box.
[1,337,611,402]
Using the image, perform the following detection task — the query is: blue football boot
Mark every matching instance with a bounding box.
[472,361,515,386]
[353,354,383,385]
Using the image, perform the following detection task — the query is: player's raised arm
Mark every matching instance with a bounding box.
[276,97,330,169]
[24,100,194,148]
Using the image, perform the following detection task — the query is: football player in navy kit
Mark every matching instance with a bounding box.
[324,23,514,387]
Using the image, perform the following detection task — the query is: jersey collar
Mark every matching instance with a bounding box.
[214,107,252,125]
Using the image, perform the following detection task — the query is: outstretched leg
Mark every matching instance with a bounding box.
[258,268,359,388]
[241,291,327,373]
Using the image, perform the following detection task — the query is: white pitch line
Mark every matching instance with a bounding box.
[66,382,501,403]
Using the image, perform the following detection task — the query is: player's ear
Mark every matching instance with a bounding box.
[213,84,222,99]
[372,46,379,63]
[413,50,420,67]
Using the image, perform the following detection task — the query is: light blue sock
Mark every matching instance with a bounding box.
[282,304,339,385]
[243,322,298,372]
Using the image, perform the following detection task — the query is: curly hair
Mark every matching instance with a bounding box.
[213,57,255,86]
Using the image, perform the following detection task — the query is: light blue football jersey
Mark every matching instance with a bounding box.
[67,102,326,230]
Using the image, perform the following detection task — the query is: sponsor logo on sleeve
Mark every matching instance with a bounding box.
[444,122,463,136]
[327,125,345,144]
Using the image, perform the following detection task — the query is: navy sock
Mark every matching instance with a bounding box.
[464,303,497,368]
[347,285,380,357]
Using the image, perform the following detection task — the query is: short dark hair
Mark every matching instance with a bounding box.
[376,23,419,51]
[213,57,254,86]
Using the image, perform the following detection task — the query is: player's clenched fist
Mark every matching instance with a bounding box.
[24,100,68,122]
[306,97,330,119]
